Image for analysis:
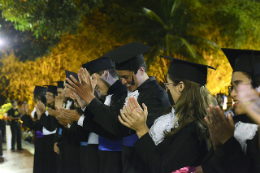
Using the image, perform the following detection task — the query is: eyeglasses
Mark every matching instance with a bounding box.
[45,94,54,98]
[164,82,174,89]
[228,83,251,95]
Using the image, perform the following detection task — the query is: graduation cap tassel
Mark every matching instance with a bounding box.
[251,50,258,88]
[131,76,135,85]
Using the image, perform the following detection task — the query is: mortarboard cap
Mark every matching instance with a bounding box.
[222,48,260,75]
[65,70,79,84]
[102,41,152,72]
[160,55,215,85]
[33,86,47,95]
[82,57,115,75]
[44,85,57,96]
[222,48,260,87]
[56,81,65,89]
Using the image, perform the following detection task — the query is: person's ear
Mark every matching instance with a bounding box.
[139,67,145,75]
[178,81,185,94]
[103,71,109,80]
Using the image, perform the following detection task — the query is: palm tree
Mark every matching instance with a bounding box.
[118,0,221,68]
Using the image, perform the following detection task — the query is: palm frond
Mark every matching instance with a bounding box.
[143,7,168,30]
[165,34,206,63]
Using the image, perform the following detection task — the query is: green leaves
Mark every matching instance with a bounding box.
[0,0,103,38]
[143,7,168,30]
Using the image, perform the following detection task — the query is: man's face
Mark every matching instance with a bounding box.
[94,73,110,96]
[64,85,73,98]
[57,88,65,100]
[231,71,252,115]
[12,101,17,107]
[116,70,138,92]
[46,92,55,104]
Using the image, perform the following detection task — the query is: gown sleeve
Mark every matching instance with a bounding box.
[201,136,254,173]
[40,112,58,131]
[134,123,208,173]
[21,114,42,130]
[69,108,118,140]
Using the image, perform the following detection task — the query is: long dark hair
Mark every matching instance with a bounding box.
[165,74,217,139]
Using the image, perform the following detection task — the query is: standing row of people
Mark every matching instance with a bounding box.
[19,41,260,173]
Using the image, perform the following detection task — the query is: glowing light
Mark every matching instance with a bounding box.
[0,39,4,46]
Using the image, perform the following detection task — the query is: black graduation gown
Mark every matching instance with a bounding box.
[201,114,260,173]
[69,80,127,173]
[21,114,45,173]
[55,103,84,173]
[134,122,208,173]
[38,105,58,173]
[88,77,170,173]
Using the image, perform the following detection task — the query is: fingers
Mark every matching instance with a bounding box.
[69,75,79,84]
[227,113,235,127]
[142,103,148,118]
[123,105,134,122]
[118,115,131,128]
[92,74,97,87]
[215,106,227,122]
[120,109,133,125]
[131,97,142,110]
[204,116,213,129]
[127,98,136,110]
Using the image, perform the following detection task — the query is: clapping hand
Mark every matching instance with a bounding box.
[66,70,96,105]
[59,108,81,122]
[118,97,149,138]
[204,105,235,146]
[36,101,45,119]
[47,108,59,117]
[56,115,72,128]
[55,96,64,110]
[237,84,260,126]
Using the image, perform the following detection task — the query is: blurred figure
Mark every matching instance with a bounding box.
[7,100,23,152]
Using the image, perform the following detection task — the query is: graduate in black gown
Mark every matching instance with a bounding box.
[36,85,58,173]
[202,48,260,173]
[21,86,47,173]
[56,71,89,173]
[118,56,217,173]
[66,42,170,173]
[62,70,99,173]
[65,58,127,173]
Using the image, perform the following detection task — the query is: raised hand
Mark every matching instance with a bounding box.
[59,108,81,122]
[118,97,149,138]
[18,104,29,115]
[237,84,260,126]
[56,115,73,128]
[79,68,97,94]
[73,93,87,109]
[204,105,235,145]
[36,101,45,119]
[66,75,95,105]
[55,96,64,109]
[47,108,59,117]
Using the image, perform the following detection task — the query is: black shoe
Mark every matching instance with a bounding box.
[11,149,15,152]
[17,148,24,151]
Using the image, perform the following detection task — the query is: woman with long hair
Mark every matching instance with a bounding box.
[119,56,217,173]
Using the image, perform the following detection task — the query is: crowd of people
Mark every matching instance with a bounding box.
[1,41,260,173]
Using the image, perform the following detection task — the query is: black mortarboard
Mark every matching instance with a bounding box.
[65,70,79,84]
[102,41,152,72]
[82,57,115,75]
[56,81,64,89]
[44,85,57,96]
[33,86,47,95]
[222,48,260,87]
[160,55,215,85]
